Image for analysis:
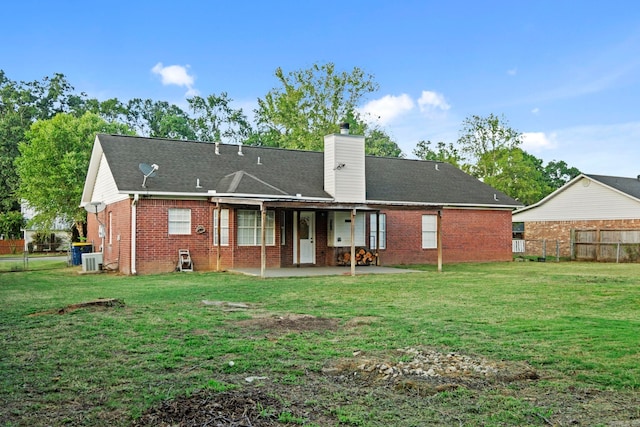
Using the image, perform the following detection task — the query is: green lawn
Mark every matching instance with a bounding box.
[1,262,638,426]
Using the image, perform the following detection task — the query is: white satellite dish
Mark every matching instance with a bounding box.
[84,201,106,214]
[139,163,159,188]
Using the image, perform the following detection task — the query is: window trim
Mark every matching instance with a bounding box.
[108,211,112,245]
[213,208,230,246]
[168,208,191,235]
[237,209,275,246]
[421,214,437,249]
[369,213,386,250]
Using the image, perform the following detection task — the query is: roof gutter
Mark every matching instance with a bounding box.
[122,190,334,201]
[365,199,523,209]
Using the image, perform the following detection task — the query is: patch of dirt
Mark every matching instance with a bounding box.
[29,298,125,316]
[236,313,339,333]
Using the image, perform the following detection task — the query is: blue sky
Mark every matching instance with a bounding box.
[3,0,640,176]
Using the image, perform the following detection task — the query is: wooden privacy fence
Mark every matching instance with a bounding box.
[572,229,640,262]
[0,239,24,255]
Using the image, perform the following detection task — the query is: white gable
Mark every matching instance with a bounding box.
[513,176,640,222]
[81,136,128,207]
[92,155,128,205]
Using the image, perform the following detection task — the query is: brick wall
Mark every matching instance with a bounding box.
[523,219,640,258]
[131,202,287,274]
[87,199,133,274]
[92,199,514,275]
[135,199,212,274]
[378,208,513,265]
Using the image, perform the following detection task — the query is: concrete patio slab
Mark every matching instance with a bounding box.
[230,265,422,278]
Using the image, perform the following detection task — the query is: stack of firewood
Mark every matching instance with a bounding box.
[337,248,376,266]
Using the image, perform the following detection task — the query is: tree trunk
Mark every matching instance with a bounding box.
[76,221,85,239]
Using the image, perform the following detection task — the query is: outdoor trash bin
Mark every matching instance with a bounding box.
[71,242,93,265]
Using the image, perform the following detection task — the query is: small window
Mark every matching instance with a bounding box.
[370,213,386,249]
[168,208,191,235]
[213,209,229,245]
[512,222,524,240]
[280,211,286,246]
[108,211,113,245]
[422,215,437,249]
[237,210,275,246]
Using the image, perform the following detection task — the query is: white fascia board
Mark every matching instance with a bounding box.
[123,190,334,202]
[365,199,522,209]
[80,136,104,206]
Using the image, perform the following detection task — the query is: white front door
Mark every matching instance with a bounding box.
[294,212,316,264]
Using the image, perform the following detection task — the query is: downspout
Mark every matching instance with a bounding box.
[437,209,443,272]
[131,194,139,275]
[350,208,356,276]
[216,202,221,271]
[260,203,266,279]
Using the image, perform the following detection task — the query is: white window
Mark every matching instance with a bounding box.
[237,210,275,246]
[168,208,191,235]
[280,211,286,246]
[422,215,437,249]
[370,213,386,249]
[108,211,112,245]
[213,209,229,245]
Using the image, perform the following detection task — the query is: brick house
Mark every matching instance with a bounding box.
[512,174,640,261]
[80,127,521,275]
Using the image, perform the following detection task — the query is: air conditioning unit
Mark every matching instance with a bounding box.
[82,252,103,272]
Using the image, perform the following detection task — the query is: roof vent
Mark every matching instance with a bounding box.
[238,144,244,156]
[215,142,220,155]
[339,122,350,135]
[494,194,499,201]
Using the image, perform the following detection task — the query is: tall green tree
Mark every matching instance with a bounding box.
[452,113,579,204]
[544,160,581,190]
[0,71,84,213]
[187,93,253,143]
[413,140,462,167]
[457,113,523,179]
[481,148,552,205]
[125,98,196,140]
[254,63,380,151]
[15,112,132,238]
[341,110,404,157]
[0,211,24,240]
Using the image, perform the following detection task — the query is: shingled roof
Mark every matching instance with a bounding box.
[88,134,521,208]
[586,174,640,200]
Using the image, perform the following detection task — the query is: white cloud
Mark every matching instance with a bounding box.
[417,90,450,115]
[359,94,414,125]
[521,132,557,152]
[151,62,198,96]
[507,68,517,76]
[531,107,540,115]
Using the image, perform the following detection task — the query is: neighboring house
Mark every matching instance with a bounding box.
[512,174,640,261]
[81,127,521,275]
[21,202,71,253]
